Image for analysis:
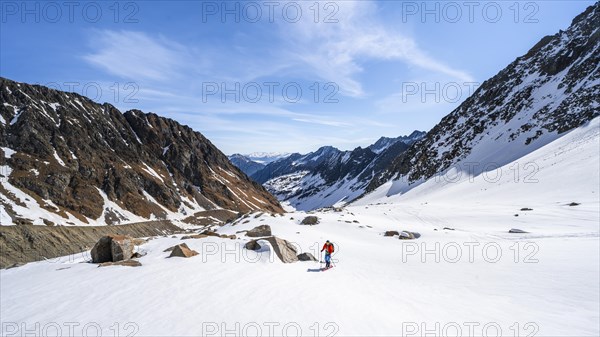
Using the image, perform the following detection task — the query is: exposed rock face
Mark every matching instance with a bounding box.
[300,216,319,225]
[254,132,425,211]
[246,225,272,237]
[367,4,600,193]
[0,220,181,268]
[91,235,135,263]
[384,231,399,237]
[169,244,199,258]
[0,78,283,226]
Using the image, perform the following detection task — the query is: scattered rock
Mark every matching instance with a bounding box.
[246,225,272,237]
[442,227,455,231]
[200,230,221,237]
[568,202,580,206]
[384,231,399,237]
[399,231,421,240]
[220,234,237,240]
[509,228,529,234]
[520,208,533,211]
[99,260,142,267]
[352,220,359,223]
[91,235,135,263]
[244,236,299,263]
[514,214,519,217]
[297,252,317,261]
[300,216,319,225]
[169,244,199,258]
[171,236,177,238]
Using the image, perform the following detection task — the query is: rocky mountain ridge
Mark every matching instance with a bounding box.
[0,77,283,226]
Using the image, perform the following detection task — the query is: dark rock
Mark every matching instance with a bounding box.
[568,202,580,206]
[520,208,533,211]
[246,225,272,237]
[300,216,319,225]
[442,227,455,231]
[509,228,529,234]
[297,252,317,261]
[384,231,399,237]
[91,235,135,263]
[245,240,262,251]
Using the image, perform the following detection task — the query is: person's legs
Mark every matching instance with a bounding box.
[325,253,331,268]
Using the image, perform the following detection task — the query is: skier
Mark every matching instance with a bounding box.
[321,240,335,269]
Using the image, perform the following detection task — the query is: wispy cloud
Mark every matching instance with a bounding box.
[278,1,474,97]
[83,30,207,81]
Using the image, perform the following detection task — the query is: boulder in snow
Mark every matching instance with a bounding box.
[246,225,272,237]
[520,208,533,211]
[91,235,135,263]
[169,244,199,258]
[399,231,421,240]
[244,236,299,263]
[384,231,399,237]
[300,216,319,225]
[297,252,317,261]
[509,228,529,234]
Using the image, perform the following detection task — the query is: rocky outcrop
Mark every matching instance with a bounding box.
[246,225,272,237]
[0,220,181,268]
[509,228,529,234]
[0,77,283,227]
[91,235,135,263]
[384,231,399,237]
[169,244,199,258]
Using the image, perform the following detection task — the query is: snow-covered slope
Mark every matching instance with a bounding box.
[367,3,599,195]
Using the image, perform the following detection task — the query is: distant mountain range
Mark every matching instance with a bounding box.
[230,131,425,210]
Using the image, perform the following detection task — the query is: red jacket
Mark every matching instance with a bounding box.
[321,243,334,254]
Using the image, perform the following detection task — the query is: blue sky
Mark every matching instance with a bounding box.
[1,0,595,154]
